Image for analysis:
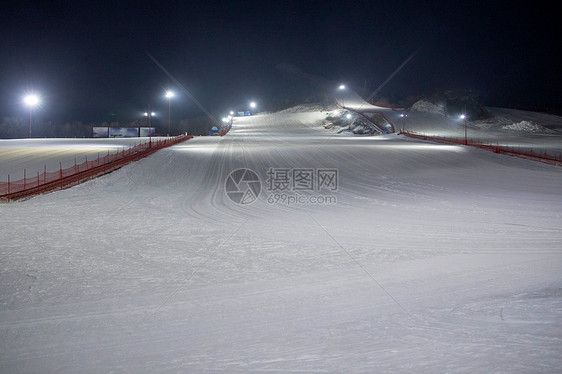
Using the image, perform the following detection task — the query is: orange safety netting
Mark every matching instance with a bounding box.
[400,131,562,166]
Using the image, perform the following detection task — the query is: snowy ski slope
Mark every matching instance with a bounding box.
[0,137,170,179]
[1,109,561,373]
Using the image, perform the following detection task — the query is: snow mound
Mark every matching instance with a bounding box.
[410,100,446,115]
[278,103,334,114]
[502,120,554,133]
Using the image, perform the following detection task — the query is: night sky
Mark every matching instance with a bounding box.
[0,0,559,124]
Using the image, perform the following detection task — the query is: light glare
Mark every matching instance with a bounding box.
[24,94,39,106]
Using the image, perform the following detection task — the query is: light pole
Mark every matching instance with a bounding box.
[338,84,346,107]
[400,113,408,133]
[460,112,467,145]
[24,94,39,138]
[165,90,174,136]
[144,107,155,147]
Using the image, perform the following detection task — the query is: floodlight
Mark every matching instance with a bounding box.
[24,94,39,106]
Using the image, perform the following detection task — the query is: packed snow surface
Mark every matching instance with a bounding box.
[1,109,561,373]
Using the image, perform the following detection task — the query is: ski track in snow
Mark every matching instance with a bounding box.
[1,110,561,373]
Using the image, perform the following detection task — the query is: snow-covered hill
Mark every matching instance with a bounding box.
[409,99,562,135]
[0,109,561,373]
